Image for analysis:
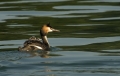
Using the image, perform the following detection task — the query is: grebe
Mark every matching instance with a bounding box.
[18,23,60,51]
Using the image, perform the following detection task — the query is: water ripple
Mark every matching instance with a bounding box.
[0,0,69,4]
[80,0,120,2]
[1,36,120,49]
[53,5,120,12]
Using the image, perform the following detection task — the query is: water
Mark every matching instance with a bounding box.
[0,0,120,76]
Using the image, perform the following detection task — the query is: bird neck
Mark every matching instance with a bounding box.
[42,36,50,47]
[40,30,50,48]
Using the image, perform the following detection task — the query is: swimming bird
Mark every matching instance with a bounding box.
[18,23,60,51]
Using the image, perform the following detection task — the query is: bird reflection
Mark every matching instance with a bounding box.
[26,51,50,58]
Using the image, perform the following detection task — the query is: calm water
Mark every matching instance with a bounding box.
[0,0,120,76]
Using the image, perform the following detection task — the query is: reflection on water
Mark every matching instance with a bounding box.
[0,0,69,4]
[0,13,29,22]
[66,24,105,26]
[81,0,120,2]
[1,51,120,76]
[1,36,120,49]
[7,24,32,27]
[91,17,120,20]
[51,15,89,18]
[53,5,120,12]
[0,0,120,76]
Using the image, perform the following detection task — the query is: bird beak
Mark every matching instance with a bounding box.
[51,28,60,32]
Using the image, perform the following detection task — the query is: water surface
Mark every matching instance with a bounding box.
[0,0,120,76]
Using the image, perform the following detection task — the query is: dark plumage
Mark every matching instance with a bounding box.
[18,23,60,51]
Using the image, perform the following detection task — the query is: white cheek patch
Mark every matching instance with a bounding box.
[48,27,53,32]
